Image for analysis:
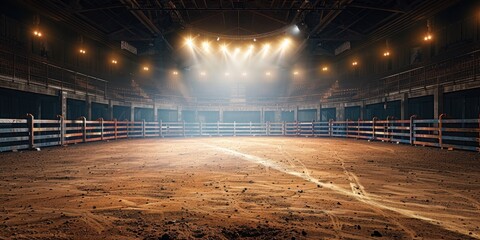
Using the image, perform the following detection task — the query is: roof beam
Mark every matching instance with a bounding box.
[347,4,405,13]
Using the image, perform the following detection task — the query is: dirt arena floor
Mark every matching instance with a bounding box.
[0,137,479,240]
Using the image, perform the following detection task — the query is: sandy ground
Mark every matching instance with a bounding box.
[0,137,479,240]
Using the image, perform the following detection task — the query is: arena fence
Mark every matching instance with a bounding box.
[0,115,479,153]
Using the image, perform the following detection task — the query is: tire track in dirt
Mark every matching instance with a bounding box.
[206,144,479,239]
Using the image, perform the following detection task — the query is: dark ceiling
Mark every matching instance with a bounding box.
[21,0,458,57]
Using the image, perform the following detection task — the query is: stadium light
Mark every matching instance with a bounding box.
[322,66,329,71]
[281,38,291,49]
[143,66,149,71]
[352,61,358,66]
[33,30,42,37]
[185,37,194,48]
[111,59,117,64]
[79,49,86,54]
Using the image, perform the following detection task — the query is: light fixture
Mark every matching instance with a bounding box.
[143,66,149,71]
[225,72,230,76]
[352,61,358,66]
[281,38,291,49]
[242,72,247,76]
[253,38,257,42]
[265,71,271,76]
[111,59,117,64]
[220,44,228,52]
[423,20,433,42]
[202,41,210,50]
[200,71,206,76]
[173,71,178,75]
[322,66,328,71]
[262,43,271,52]
[33,30,42,37]
[79,49,86,54]
[216,37,220,41]
[185,37,194,48]
[293,71,299,75]
[383,51,390,57]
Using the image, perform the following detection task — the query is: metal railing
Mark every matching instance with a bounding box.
[1,115,478,153]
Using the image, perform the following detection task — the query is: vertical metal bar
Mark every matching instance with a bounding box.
[142,120,146,138]
[357,119,360,139]
[266,121,269,136]
[199,121,203,136]
[183,120,186,137]
[372,117,377,140]
[409,115,416,145]
[99,118,104,141]
[282,121,286,136]
[45,63,48,88]
[328,119,333,137]
[311,121,314,137]
[439,114,445,149]
[159,120,163,138]
[233,121,236,136]
[114,119,118,140]
[217,121,220,136]
[58,115,65,146]
[345,120,349,138]
[249,121,252,135]
[81,116,87,143]
[27,114,34,149]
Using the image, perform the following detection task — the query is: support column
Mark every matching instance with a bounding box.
[317,104,321,122]
[59,91,67,119]
[108,100,114,121]
[274,110,281,122]
[400,93,409,120]
[219,108,224,122]
[336,104,345,121]
[260,108,265,123]
[177,106,182,122]
[86,96,92,120]
[294,107,298,121]
[153,101,158,122]
[434,86,444,119]
[130,103,135,121]
[360,101,365,120]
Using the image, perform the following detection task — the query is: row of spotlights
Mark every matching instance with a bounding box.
[186,37,291,52]
[33,30,42,37]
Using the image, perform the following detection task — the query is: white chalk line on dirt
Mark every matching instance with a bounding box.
[205,144,479,239]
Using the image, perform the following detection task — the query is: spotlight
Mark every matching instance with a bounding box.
[352,61,358,66]
[185,37,194,48]
[200,71,206,76]
[143,66,149,71]
[111,59,117,64]
[262,43,271,52]
[220,44,228,53]
[423,34,433,41]
[173,71,178,75]
[265,71,271,76]
[216,37,220,41]
[253,38,257,42]
[322,66,328,71]
[79,49,86,54]
[281,38,291,49]
[293,71,299,75]
[234,47,240,55]
[202,41,210,51]
[291,25,300,34]
[33,30,42,37]
[383,51,390,57]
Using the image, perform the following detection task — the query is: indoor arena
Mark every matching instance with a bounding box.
[1,0,479,239]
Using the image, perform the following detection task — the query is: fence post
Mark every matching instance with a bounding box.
[199,122,203,136]
[99,118,104,141]
[159,120,163,137]
[81,116,87,143]
[27,113,34,149]
[114,119,118,140]
[328,119,333,137]
[142,120,146,138]
[345,119,349,138]
[266,121,269,136]
[233,121,236,136]
[57,115,65,146]
[409,115,417,145]
[217,121,220,136]
[282,121,286,136]
[357,119,361,139]
[183,120,186,137]
[439,113,446,149]
[372,117,377,141]
[296,121,299,136]
[249,121,252,135]
[311,121,315,137]
[126,120,130,138]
